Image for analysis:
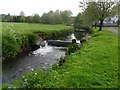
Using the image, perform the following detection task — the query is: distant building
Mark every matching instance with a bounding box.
[104,15,118,24]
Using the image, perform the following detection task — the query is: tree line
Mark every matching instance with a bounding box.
[1,10,73,24]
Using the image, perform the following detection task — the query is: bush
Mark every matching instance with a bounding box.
[2,29,38,59]
[2,27,21,59]
[25,33,38,45]
[89,27,99,34]
[67,44,79,55]
[2,84,12,90]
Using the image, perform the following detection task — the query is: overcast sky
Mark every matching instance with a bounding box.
[0,0,82,16]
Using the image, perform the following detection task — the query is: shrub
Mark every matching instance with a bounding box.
[2,84,12,90]
[2,24,40,59]
[67,44,79,55]
[2,27,21,59]
[89,27,99,34]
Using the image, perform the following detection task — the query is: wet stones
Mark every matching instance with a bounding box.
[81,35,91,44]
[40,40,47,47]
[31,44,40,50]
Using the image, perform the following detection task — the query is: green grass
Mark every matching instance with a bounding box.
[3,29,118,88]
[2,22,73,35]
[2,22,73,59]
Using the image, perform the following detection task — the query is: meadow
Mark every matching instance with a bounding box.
[2,22,73,59]
[3,28,118,88]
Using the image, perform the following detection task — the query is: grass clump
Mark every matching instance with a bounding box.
[2,29,118,88]
[67,44,79,55]
[89,27,99,34]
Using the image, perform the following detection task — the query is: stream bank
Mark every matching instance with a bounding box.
[2,29,88,84]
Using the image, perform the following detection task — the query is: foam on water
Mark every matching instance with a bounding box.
[32,46,53,55]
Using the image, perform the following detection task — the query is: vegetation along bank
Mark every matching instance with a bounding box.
[2,22,73,60]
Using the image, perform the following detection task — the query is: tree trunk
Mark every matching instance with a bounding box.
[99,19,104,31]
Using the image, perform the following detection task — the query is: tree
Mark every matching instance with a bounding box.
[80,0,117,31]
[12,16,17,22]
[19,11,25,22]
[33,14,40,23]
[41,10,61,24]
[20,11,25,16]
[4,13,13,22]
[60,10,73,24]
[47,11,56,24]
[112,1,120,26]
[74,13,83,28]
[26,16,33,23]
[54,10,61,24]
[41,13,49,24]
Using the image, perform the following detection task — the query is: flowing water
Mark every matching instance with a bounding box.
[2,31,84,84]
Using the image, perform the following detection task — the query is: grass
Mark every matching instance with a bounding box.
[2,22,73,35]
[2,29,118,88]
[2,22,73,59]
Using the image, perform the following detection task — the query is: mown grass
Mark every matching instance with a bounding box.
[2,29,118,88]
[2,22,73,59]
[2,22,73,35]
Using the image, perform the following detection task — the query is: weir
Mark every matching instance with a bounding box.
[2,31,87,84]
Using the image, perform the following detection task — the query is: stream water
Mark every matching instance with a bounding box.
[2,31,84,84]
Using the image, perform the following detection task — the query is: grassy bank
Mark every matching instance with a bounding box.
[2,22,73,59]
[3,29,118,88]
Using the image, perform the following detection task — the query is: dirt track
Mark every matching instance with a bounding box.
[104,27,120,37]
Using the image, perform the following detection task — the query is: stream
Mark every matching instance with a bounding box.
[2,31,84,84]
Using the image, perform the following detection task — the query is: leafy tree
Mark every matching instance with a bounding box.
[54,10,61,24]
[4,14,13,22]
[20,11,25,16]
[60,10,73,24]
[32,14,40,23]
[112,1,120,26]
[74,13,83,28]
[16,16,21,22]
[19,11,25,22]
[41,13,49,24]
[12,16,17,22]
[80,0,117,31]
[26,16,33,23]
[48,11,56,24]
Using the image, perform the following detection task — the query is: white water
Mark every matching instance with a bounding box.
[32,34,81,55]
[68,33,81,44]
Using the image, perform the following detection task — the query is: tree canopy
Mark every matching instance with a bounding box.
[78,0,118,30]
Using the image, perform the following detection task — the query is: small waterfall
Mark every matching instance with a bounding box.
[71,33,76,40]
[67,33,76,41]
[40,40,48,47]
[32,40,52,55]
[67,33,81,44]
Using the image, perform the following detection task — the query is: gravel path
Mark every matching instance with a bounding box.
[104,27,120,37]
